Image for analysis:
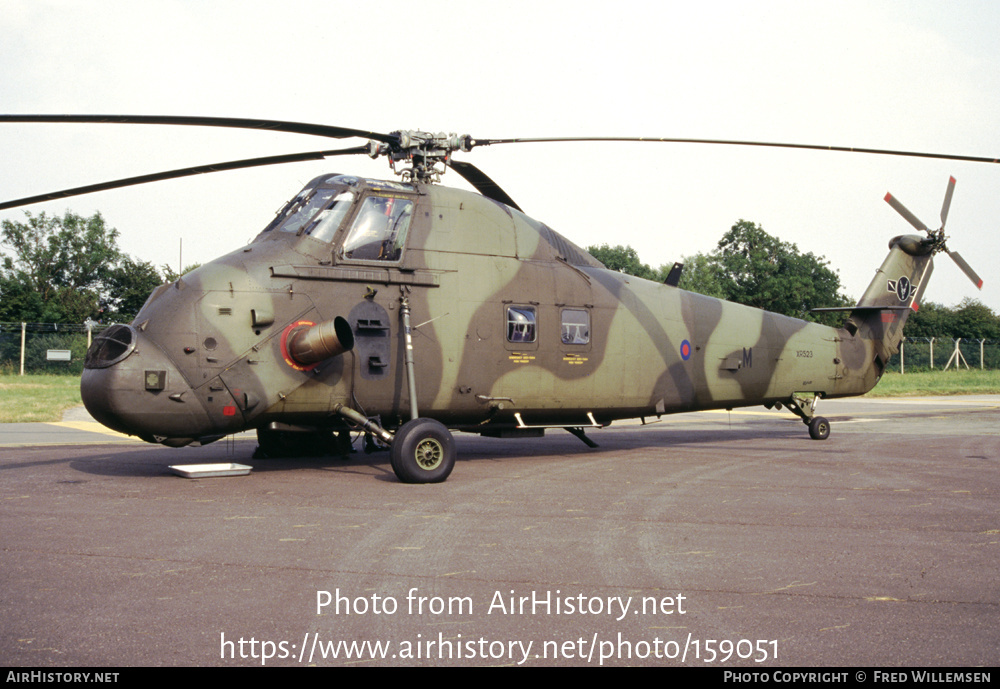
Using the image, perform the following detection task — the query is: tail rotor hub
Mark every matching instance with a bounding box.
[884,176,983,290]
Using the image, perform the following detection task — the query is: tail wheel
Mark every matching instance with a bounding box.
[808,416,830,441]
[390,418,456,483]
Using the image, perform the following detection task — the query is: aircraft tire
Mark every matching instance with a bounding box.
[808,416,830,441]
[390,418,456,484]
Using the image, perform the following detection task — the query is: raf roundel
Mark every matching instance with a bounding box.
[680,340,692,361]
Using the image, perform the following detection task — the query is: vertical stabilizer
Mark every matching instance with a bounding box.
[846,234,934,368]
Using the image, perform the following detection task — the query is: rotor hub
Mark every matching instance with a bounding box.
[367,130,476,183]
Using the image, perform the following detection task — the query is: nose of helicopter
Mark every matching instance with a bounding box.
[81,324,220,445]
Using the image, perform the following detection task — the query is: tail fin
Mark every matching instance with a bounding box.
[826,176,981,381]
[845,234,934,368]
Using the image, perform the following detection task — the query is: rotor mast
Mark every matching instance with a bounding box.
[367,130,475,183]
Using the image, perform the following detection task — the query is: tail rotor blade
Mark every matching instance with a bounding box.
[884,192,929,233]
[947,250,984,290]
[940,175,956,229]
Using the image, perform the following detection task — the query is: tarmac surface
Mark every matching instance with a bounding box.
[1,397,997,667]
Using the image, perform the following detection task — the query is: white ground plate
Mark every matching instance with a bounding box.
[168,463,252,478]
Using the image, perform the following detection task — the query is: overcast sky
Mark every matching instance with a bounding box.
[2,0,999,314]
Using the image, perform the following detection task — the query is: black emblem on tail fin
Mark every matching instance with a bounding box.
[886,276,912,302]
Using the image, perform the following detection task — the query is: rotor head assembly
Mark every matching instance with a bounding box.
[366,130,477,183]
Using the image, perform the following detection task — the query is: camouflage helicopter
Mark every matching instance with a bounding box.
[0,115,988,483]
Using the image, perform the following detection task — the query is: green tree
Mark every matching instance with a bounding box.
[679,220,851,325]
[586,244,658,281]
[671,252,727,300]
[587,223,850,324]
[161,263,202,284]
[904,301,950,338]
[951,298,1000,339]
[1,210,122,322]
[907,298,1000,339]
[0,273,49,321]
[103,257,165,322]
[0,210,162,324]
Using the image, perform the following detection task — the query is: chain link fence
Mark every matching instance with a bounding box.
[0,322,112,375]
[3,322,999,375]
[886,337,1000,373]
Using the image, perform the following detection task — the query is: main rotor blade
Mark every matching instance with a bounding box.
[448,160,522,211]
[475,136,1000,165]
[0,114,397,144]
[884,192,929,233]
[0,146,369,211]
[940,175,956,229]
[946,249,984,289]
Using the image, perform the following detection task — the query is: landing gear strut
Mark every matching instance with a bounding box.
[333,404,456,483]
[389,291,456,483]
[786,393,830,441]
[331,292,458,484]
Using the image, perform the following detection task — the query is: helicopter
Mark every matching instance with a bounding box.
[0,115,989,483]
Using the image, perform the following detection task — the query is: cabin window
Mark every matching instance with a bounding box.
[506,306,536,343]
[340,195,413,262]
[560,308,590,345]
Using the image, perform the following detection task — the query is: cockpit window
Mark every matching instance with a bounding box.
[276,188,339,235]
[303,191,355,243]
[340,196,413,262]
[256,174,360,241]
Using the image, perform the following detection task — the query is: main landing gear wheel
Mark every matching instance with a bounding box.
[808,416,830,441]
[390,418,456,484]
